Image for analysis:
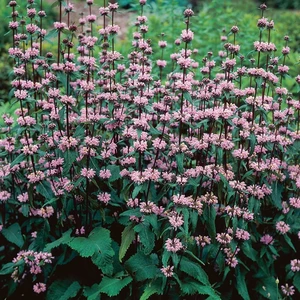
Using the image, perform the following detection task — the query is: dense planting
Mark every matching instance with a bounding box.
[0,0,299,299]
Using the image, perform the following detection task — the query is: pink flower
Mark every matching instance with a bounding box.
[99,169,112,179]
[168,212,184,230]
[0,191,11,202]
[156,60,167,68]
[216,233,232,245]
[281,284,295,296]
[54,22,67,31]
[235,229,250,241]
[290,259,300,272]
[161,265,174,277]
[181,29,194,43]
[276,221,290,234]
[260,234,274,245]
[17,192,29,203]
[165,238,183,253]
[81,168,96,179]
[97,192,111,205]
[33,282,46,294]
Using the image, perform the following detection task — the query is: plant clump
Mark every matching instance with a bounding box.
[0,0,299,299]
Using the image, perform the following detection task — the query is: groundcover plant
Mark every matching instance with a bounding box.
[0,0,299,299]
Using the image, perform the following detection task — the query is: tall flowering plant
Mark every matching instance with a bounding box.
[0,0,299,298]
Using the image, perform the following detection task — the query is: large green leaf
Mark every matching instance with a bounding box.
[134,223,155,255]
[36,180,55,200]
[68,227,113,258]
[96,275,132,297]
[46,280,81,300]
[180,279,220,299]
[293,272,300,292]
[44,229,72,252]
[107,164,121,182]
[119,224,135,262]
[271,182,283,209]
[203,205,216,241]
[179,256,210,286]
[140,278,164,300]
[0,260,23,275]
[175,153,184,173]
[63,150,77,175]
[125,252,159,281]
[235,267,250,300]
[1,223,24,248]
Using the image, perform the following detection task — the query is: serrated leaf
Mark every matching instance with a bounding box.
[98,276,132,297]
[44,229,72,252]
[236,267,250,300]
[140,278,164,300]
[46,280,81,300]
[83,284,100,300]
[68,227,113,259]
[91,248,114,276]
[134,223,155,255]
[180,279,220,298]
[179,256,209,286]
[1,223,24,248]
[119,224,135,262]
[125,252,159,281]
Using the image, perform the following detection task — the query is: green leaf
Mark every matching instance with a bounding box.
[125,252,159,281]
[241,242,257,261]
[271,182,283,209]
[44,229,72,252]
[235,267,250,300]
[10,153,25,167]
[107,164,121,182]
[132,184,143,199]
[293,272,300,292]
[36,180,55,200]
[83,284,101,300]
[68,227,113,258]
[283,234,296,252]
[134,223,155,255]
[175,153,184,173]
[180,279,220,299]
[1,223,24,248]
[91,247,115,276]
[140,278,164,300]
[119,224,135,262]
[46,280,81,300]
[63,150,77,175]
[33,219,50,251]
[98,275,132,297]
[203,205,216,241]
[0,261,23,275]
[179,256,210,286]
[256,276,278,299]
